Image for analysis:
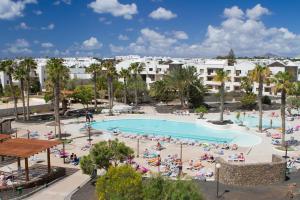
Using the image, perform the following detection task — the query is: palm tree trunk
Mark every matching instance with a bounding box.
[134,75,138,107]
[281,90,286,146]
[20,79,26,120]
[258,77,263,132]
[220,82,224,122]
[55,81,62,139]
[9,75,18,119]
[93,73,97,109]
[124,80,127,104]
[108,77,113,116]
[26,78,30,120]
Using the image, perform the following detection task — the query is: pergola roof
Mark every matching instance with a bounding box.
[0,138,61,158]
[0,134,11,142]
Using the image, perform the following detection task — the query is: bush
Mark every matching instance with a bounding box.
[262,95,271,105]
[241,93,257,110]
[195,105,208,119]
[96,165,143,200]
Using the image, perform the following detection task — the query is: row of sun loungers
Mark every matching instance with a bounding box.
[172,110,190,115]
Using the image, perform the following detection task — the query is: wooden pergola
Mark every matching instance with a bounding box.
[0,138,60,181]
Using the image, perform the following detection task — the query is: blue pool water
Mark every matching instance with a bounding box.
[232,115,281,128]
[92,119,261,147]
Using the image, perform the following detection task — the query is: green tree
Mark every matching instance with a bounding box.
[119,68,130,104]
[129,62,145,107]
[86,63,102,109]
[96,165,143,200]
[80,139,134,173]
[103,60,118,115]
[240,93,257,110]
[188,79,206,108]
[127,76,147,104]
[149,80,176,103]
[0,60,18,119]
[213,69,230,122]
[20,58,37,120]
[249,64,271,132]
[227,49,236,66]
[46,58,70,139]
[272,71,293,146]
[13,63,27,120]
[79,155,94,175]
[287,96,300,112]
[0,81,3,97]
[241,76,253,94]
[72,85,93,110]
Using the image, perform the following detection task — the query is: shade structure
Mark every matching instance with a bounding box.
[0,138,60,158]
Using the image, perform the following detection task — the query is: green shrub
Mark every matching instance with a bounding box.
[262,95,271,105]
[241,93,257,110]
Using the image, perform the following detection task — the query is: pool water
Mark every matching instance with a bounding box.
[232,115,281,128]
[92,119,261,147]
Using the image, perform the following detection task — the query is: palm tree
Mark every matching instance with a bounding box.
[13,63,27,120]
[0,60,18,119]
[20,58,37,120]
[46,58,70,139]
[272,71,293,146]
[213,69,229,122]
[103,60,117,115]
[129,62,145,106]
[249,64,271,132]
[119,68,130,104]
[86,63,102,109]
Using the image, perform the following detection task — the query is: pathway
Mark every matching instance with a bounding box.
[26,170,90,200]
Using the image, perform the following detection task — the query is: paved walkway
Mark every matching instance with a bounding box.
[26,171,90,200]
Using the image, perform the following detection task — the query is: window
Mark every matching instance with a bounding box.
[200,69,204,74]
[236,70,241,76]
[149,68,153,71]
[226,70,231,74]
[226,86,230,91]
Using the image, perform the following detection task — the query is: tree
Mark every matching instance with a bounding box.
[213,69,229,122]
[149,80,176,103]
[129,62,145,107]
[0,60,18,119]
[227,49,236,66]
[240,93,257,110]
[80,139,134,173]
[20,58,37,120]
[79,155,94,175]
[143,176,203,200]
[119,68,130,104]
[195,105,208,119]
[272,71,293,146]
[241,76,253,94]
[127,76,147,104]
[13,63,27,120]
[188,79,206,108]
[0,81,3,97]
[46,58,70,139]
[96,165,143,200]
[249,64,271,132]
[86,63,102,109]
[103,60,118,115]
[287,96,300,112]
[72,85,93,110]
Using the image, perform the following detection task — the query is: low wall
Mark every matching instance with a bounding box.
[0,104,53,118]
[216,155,286,186]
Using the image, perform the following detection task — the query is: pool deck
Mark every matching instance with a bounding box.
[6,105,300,199]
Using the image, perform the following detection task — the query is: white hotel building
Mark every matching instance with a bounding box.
[1,56,299,96]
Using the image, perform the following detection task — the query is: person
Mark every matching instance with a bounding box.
[178,159,183,177]
[156,142,162,150]
[0,172,6,186]
[70,153,75,161]
[85,111,90,123]
[270,119,273,128]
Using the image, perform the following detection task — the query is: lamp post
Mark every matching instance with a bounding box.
[284,141,289,177]
[180,143,183,161]
[87,123,92,144]
[216,163,221,198]
[136,138,140,158]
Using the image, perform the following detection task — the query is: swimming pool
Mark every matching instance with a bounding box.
[232,115,281,128]
[92,119,261,147]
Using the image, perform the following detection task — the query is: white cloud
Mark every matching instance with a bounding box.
[109,5,300,57]
[41,42,54,48]
[109,44,124,53]
[98,17,112,25]
[172,31,188,40]
[41,23,55,30]
[149,7,177,20]
[4,38,32,54]
[53,0,72,6]
[246,4,270,20]
[82,37,102,50]
[33,10,42,15]
[118,34,129,41]
[16,22,30,30]
[88,0,138,19]
[0,0,37,20]
[223,6,244,19]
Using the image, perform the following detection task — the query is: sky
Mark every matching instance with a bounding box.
[1,0,300,58]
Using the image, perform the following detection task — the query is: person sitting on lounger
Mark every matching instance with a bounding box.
[70,153,74,162]
[156,142,162,150]
[193,161,203,169]
[201,153,209,160]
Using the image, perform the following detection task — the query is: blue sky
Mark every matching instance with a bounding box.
[1,0,300,58]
